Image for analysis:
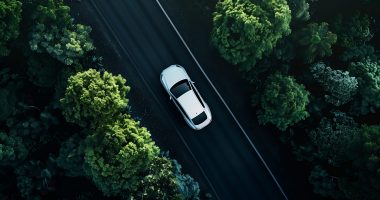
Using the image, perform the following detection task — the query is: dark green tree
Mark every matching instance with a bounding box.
[288,0,310,22]
[297,22,337,63]
[0,0,22,56]
[173,159,200,200]
[0,131,28,166]
[60,69,130,127]
[15,157,57,199]
[311,62,358,106]
[309,111,360,166]
[210,0,291,70]
[309,165,337,198]
[0,68,22,120]
[56,133,85,177]
[29,0,94,65]
[331,12,373,48]
[257,72,310,131]
[83,115,159,196]
[349,59,380,115]
[131,156,183,200]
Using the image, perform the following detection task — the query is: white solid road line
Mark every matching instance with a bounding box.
[154,1,289,200]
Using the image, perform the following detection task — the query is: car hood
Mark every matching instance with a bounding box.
[161,65,188,89]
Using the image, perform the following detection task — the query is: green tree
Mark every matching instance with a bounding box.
[210,0,291,70]
[173,159,200,200]
[131,156,183,200]
[349,59,380,115]
[340,44,377,62]
[311,62,358,106]
[288,0,310,22]
[257,72,310,131]
[0,0,22,56]
[331,12,373,48]
[0,131,28,166]
[297,22,337,63]
[309,165,337,198]
[29,0,94,65]
[0,68,22,120]
[56,134,85,177]
[83,115,159,196]
[60,69,130,127]
[309,111,360,166]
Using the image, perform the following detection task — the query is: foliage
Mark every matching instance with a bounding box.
[309,165,337,198]
[0,0,22,56]
[348,59,380,115]
[0,68,22,120]
[257,72,310,131]
[56,133,85,177]
[131,156,183,200]
[332,12,373,48]
[210,0,291,70]
[0,131,28,166]
[311,62,358,106]
[288,0,310,22]
[26,55,61,87]
[60,69,130,127]
[297,22,337,63]
[15,157,57,199]
[83,115,160,196]
[340,45,377,62]
[360,125,380,180]
[29,0,94,65]
[309,111,360,166]
[173,159,200,200]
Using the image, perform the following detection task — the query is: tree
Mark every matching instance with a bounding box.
[0,131,28,166]
[311,62,358,106]
[288,0,310,22]
[83,115,160,196]
[0,68,22,120]
[15,157,57,199]
[131,156,183,200]
[349,59,380,115]
[0,0,22,56]
[60,69,130,127]
[309,165,337,198]
[257,72,310,131]
[172,159,200,200]
[29,0,94,65]
[340,44,377,62]
[297,22,337,63]
[56,134,85,177]
[331,12,373,48]
[309,111,360,166]
[210,0,291,70]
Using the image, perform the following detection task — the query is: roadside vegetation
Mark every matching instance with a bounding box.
[211,0,380,199]
[0,0,200,199]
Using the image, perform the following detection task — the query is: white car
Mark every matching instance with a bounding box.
[160,64,212,130]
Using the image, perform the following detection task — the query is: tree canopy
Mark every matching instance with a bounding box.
[297,22,337,63]
[257,72,310,131]
[349,59,380,115]
[211,0,291,71]
[83,115,160,196]
[311,62,358,106]
[60,69,130,127]
[309,111,360,166]
[0,0,22,56]
[29,0,94,65]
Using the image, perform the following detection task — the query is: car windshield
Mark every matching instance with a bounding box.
[170,79,191,98]
[192,111,207,125]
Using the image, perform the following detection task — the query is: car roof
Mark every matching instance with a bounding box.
[177,90,204,119]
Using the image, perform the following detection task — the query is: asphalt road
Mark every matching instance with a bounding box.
[69,0,316,199]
